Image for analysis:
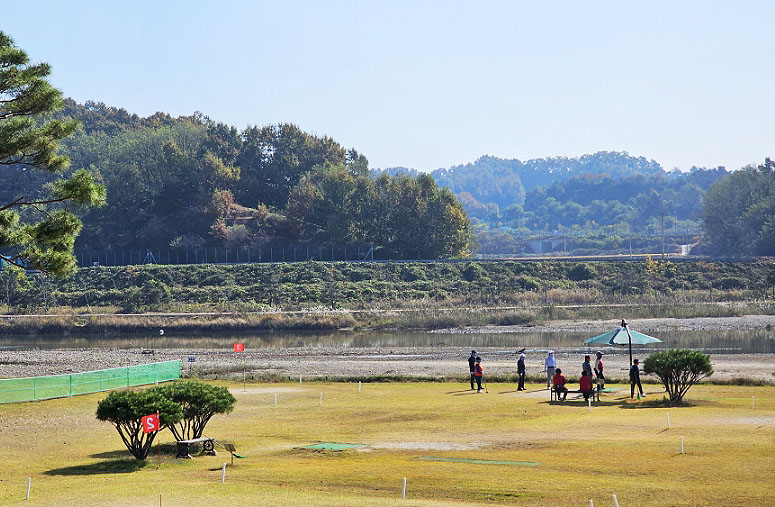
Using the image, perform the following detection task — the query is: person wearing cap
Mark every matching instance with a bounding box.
[517,349,526,391]
[468,350,477,390]
[594,351,605,392]
[630,358,645,399]
[544,351,557,388]
[474,356,484,393]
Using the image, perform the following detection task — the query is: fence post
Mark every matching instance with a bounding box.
[69,375,73,397]
[33,378,37,401]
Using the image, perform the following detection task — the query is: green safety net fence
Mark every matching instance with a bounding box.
[0,360,181,404]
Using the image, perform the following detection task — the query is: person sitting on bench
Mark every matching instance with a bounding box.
[552,368,568,401]
[579,370,594,401]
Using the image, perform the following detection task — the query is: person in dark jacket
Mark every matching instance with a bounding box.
[517,349,526,391]
[579,370,594,401]
[582,354,593,379]
[474,357,484,393]
[468,350,477,390]
[630,358,645,399]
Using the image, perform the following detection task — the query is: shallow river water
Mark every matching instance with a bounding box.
[1,328,774,353]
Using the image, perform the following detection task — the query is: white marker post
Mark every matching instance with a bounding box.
[589,500,594,507]
[666,412,671,429]
[402,477,407,499]
[222,463,227,483]
[613,494,619,507]
[274,393,278,407]
[26,477,31,500]
[359,381,362,393]
[681,436,685,454]
[300,375,303,385]
[319,392,323,407]
[588,398,592,413]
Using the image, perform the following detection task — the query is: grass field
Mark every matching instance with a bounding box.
[1,381,773,506]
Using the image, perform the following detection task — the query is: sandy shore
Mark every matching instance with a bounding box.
[1,315,774,382]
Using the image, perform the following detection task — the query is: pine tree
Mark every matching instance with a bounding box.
[0,31,105,276]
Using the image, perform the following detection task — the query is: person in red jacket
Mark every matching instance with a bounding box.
[552,368,568,400]
[474,356,484,392]
[579,370,594,401]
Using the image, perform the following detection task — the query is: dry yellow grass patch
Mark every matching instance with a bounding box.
[0,382,773,506]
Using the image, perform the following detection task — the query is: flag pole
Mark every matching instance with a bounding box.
[157,410,162,507]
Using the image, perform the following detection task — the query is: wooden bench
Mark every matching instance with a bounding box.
[550,386,599,402]
[176,437,217,459]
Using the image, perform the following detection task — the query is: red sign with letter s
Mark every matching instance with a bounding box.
[142,413,159,433]
[233,343,245,352]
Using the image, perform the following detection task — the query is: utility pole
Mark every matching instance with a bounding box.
[661,212,665,259]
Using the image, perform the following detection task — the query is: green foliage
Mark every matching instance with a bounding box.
[158,381,236,441]
[567,263,596,281]
[462,262,486,282]
[702,159,775,256]
[95,388,183,460]
[7,260,773,312]
[287,167,474,258]
[0,32,105,276]
[643,349,713,404]
[0,264,30,305]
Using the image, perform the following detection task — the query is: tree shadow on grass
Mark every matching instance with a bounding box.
[45,459,148,476]
[90,443,176,459]
[91,449,131,459]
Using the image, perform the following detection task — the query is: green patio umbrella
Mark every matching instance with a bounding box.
[584,319,663,365]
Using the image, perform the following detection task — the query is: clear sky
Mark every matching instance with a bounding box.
[4,1,774,172]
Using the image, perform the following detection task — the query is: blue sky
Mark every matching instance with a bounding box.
[4,1,774,172]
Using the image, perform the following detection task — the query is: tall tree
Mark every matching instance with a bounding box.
[0,32,104,276]
[702,159,775,256]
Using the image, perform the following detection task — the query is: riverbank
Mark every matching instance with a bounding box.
[2,315,773,383]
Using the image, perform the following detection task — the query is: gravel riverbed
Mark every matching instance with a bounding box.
[1,315,774,382]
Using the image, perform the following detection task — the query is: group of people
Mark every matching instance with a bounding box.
[468,349,646,399]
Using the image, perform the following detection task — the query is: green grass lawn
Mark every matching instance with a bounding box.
[1,381,773,506]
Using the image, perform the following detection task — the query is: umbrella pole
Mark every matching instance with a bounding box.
[623,323,633,366]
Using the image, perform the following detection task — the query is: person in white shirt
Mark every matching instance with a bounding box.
[544,351,557,388]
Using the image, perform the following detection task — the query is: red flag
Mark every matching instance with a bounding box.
[233,343,245,352]
[142,413,159,433]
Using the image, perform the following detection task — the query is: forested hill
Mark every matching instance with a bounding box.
[374,152,730,251]
[431,152,665,210]
[4,98,754,257]
[1,99,472,259]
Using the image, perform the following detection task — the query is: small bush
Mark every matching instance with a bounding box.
[643,349,713,404]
